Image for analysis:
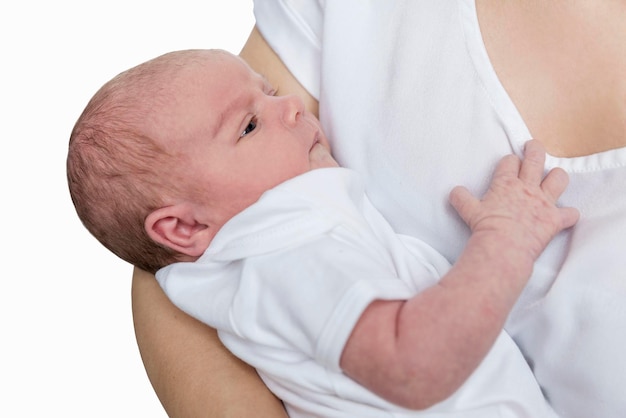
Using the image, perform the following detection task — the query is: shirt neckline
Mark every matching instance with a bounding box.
[459,0,626,172]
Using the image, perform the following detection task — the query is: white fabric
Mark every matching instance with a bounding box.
[157,168,558,418]
[253,1,626,417]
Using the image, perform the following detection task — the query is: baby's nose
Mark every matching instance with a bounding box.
[280,94,304,125]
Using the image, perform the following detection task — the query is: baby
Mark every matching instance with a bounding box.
[67,49,578,417]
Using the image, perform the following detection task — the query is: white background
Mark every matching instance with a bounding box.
[1,1,254,416]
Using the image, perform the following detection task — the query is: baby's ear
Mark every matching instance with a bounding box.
[145,205,213,257]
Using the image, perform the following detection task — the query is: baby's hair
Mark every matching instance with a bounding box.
[67,50,213,273]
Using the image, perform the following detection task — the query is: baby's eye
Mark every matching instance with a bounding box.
[240,118,257,138]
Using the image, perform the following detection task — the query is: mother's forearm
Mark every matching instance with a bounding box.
[131,267,288,418]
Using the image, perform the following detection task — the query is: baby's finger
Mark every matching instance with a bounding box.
[559,206,580,230]
[449,186,479,226]
[519,140,547,184]
[541,167,569,202]
[493,154,521,179]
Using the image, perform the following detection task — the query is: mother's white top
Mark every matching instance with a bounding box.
[254,1,626,417]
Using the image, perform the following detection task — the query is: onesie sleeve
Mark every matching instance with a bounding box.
[253,0,324,99]
[222,233,415,373]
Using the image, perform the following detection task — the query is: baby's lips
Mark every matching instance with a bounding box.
[310,131,320,150]
[309,141,339,169]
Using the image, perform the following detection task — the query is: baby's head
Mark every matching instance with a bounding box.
[67,49,335,273]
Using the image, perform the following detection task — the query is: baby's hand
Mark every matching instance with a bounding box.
[449,140,579,262]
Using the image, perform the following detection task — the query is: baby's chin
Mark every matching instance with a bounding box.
[309,142,339,169]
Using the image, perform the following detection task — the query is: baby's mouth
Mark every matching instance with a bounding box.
[310,131,320,151]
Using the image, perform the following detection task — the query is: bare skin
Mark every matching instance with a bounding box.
[476,0,626,157]
[132,1,626,413]
[340,140,577,408]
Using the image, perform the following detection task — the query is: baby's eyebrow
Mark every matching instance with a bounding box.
[211,92,247,139]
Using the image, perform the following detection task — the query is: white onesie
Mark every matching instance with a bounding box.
[157,168,558,418]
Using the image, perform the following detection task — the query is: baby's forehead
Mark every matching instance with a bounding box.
[208,55,272,98]
[214,50,271,83]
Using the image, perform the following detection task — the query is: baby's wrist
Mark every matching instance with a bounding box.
[467,229,537,280]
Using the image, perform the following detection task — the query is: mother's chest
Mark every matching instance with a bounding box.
[476,0,626,157]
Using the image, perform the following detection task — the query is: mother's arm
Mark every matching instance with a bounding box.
[132,267,286,417]
[131,26,318,418]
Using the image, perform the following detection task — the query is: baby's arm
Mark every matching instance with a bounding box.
[340,140,579,409]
